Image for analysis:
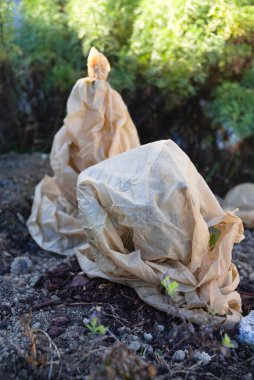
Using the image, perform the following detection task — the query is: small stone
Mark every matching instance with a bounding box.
[172,350,186,362]
[117,326,126,333]
[11,256,32,275]
[144,333,153,342]
[131,335,139,341]
[145,345,153,354]
[18,369,28,379]
[238,310,254,346]
[155,324,165,333]
[248,273,254,282]
[29,274,41,287]
[32,322,40,330]
[243,374,253,380]
[47,326,65,338]
[128,341,141,352]
[193,351,211,365]
[51,316,69,326]
[50,295,61,303]
[250,359,254,367]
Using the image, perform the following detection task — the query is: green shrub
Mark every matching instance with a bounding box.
[130,0,254,107]
[17,0,83,94]
[208,76,254,140]
[2,0,254,156]
[66,0,140,91]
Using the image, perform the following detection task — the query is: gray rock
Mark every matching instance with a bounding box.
[31,322,40,330]
[172,350,186,362]
[144,345,153,354]
[155,324,165,333]
[248,273,254,282]
[117,326,126,333]
[238,310,254,346]
[51,295,61,303]
[29,274,41,287]
[128,341,141,352]
[11,257,32,275]
[243,374,253,380]
[144,333,153,342]
[193,351,211,365]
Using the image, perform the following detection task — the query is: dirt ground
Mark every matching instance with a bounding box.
[0,153,254,380]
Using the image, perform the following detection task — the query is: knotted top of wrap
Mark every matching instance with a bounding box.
[87,47,110,81]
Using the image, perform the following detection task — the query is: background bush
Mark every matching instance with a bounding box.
[1,0,254,193]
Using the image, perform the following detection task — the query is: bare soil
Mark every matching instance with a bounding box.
[0,153,254,380]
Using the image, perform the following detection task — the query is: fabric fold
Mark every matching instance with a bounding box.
[77,140,244,328]
[27,47,140,255]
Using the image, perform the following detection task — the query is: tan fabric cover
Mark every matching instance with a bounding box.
[77,140,244,328]
[27,47,140,255]
[223,183,254,229]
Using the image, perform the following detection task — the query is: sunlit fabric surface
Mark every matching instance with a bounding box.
[77,140,244,328]
[27,48,140,255]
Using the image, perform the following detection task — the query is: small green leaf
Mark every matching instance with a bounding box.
[209,227,221,251]
[222,333,234,348]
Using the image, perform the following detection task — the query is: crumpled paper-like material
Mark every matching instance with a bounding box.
[27,47,140,255]
[77,140,244,328]
[223,183,254,229]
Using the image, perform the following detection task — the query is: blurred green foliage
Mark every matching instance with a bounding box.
[1,0,254,157]
[18,0,83,93]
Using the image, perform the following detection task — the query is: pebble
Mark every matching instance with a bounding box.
[144,333,153,342]
[238,310,254,346]
[117,326,126,333]
[47,326,65,338]
[193,351,211,365]
[144,345,153,354]
[128,341,141,352]
[51,316,69,326]
[172,350,186,362]
[3,302,12,308]
[29,274,41,287]
[32,322,40,330]
[243,374,253,380]
[249,273,254,282]
[11,256,32,275]
[51,295,61,303]
[250,359,254,367]
[155,324,165,333]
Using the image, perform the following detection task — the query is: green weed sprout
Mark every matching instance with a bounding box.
[209,227,221,251]
[83,311,107,335]
[222,333,234,348]
[161,274,179,298]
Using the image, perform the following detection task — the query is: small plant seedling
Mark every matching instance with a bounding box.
[84,313,107,335]
[209,227,221,251]
[222,333,234,348]
[161,274,179,298]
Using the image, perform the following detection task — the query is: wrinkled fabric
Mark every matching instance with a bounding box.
[27,47,140,255]
[77,140,244,328]
[223,183,254,229]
